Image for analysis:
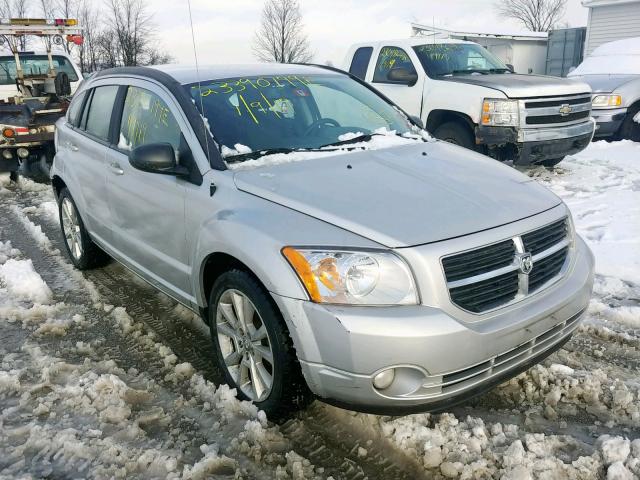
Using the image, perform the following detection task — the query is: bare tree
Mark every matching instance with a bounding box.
[1,0,31,50]
[496,0,566,32]
[253,0,313,63]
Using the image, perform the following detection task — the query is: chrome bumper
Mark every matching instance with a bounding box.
[272,231,594,413]
[517,118,596,143]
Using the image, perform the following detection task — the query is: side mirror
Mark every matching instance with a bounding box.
[505,64,515,73]
[387,67,418,86]
[129,143,189,177]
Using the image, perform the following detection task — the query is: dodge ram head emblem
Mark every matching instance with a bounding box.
[559,104,572,116]
[516,252,534,275]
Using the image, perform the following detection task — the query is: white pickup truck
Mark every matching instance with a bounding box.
[343,38,595,167]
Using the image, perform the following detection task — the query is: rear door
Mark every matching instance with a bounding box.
[368,46,425,117]
[60,83,119,246]
[104,80,193,300]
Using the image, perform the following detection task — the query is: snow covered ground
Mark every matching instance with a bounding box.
[0,140,639,479]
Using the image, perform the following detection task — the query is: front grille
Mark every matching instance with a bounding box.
[442,240,515,282]
[450,270,519,313]
[442,218,570,313]
[526,111,590,125]
[529,247,568,292]
[521,93,591,128]
[522,218,567,254]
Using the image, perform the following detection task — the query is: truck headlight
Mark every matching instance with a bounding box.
[481,99,519,127]
[591,94,622,108]
[282,247,418,305]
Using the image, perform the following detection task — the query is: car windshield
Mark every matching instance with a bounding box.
[186,73,414,159]
[412,43,509,77]
[0,54,79,85]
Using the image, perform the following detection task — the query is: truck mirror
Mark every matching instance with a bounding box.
[387,67,418,86]
[506,64,515,73]
[54,72,71,96]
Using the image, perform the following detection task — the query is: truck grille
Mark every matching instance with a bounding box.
[442,218,570,313]
[521,94,591,128]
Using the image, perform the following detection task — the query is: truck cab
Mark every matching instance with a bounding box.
[344,38,596,167]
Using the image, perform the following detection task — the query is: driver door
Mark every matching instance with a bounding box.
[369,46,425,118]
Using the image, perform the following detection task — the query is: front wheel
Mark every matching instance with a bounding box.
[618,104,640,142]
[432,121,476,150]
[209,270,310,419]
[58,188,110,269]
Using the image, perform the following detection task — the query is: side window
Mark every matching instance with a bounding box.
[349,47,373,80]
[67,89,87,127]
[84,85,119,141]
[118,86,181,151]
[373,46,416,84]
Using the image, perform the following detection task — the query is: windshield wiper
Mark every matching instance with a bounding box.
[225,147,301,163]
[318,133,378,148]
[488,68,512,73]
[448,69,490,75]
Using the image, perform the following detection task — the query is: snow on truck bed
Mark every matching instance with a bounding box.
[0,140,639,479]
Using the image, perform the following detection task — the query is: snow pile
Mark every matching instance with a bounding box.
[0,258,52,304]
[531,140,640,285]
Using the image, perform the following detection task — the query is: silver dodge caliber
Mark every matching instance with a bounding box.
[51,64,594,418]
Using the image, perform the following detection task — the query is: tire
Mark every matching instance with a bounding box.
[538,157,564,168]
[618,103,640,142]
[20,154,51,184]
[433,121,475,150]
[9,171,19,183]
[58,188,110,270]
[208,269,311,420]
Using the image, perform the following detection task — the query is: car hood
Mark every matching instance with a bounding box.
[233,142,561,248]
[440,73,590,98]
[566,74,640,93]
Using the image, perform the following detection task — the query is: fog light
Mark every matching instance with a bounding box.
[16,148,28,158]
[2,149,12,159]
[373,368,395,390]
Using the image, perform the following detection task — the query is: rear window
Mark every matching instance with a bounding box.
[0,54,79,85]
[67,90,87,126]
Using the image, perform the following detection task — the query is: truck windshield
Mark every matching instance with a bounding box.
[186,73,414,158]
[412,44,509,77]
[0,54,79,85]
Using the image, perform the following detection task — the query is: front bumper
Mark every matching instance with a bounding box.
[591,107,627,138]
[476,119,595,165]
[272,236,594,415]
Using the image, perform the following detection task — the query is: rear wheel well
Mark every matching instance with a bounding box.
[426,110,475,136]
[51,175,66,200]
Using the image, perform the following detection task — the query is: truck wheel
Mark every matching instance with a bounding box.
[9,171,18,183]
[618,104,640,142]
[209,269,311,420]
[433,122,475,150]
[539,157,564,168]
[21,156,50,184]
[58,188,110,270]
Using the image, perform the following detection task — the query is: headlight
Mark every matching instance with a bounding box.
[282,247,418,305]
[481,99,519,126]
[591,94,622,108]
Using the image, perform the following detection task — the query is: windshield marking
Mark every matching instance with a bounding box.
[193,76,311,97]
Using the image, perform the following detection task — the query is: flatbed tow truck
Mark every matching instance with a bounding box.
[0,18,82,183]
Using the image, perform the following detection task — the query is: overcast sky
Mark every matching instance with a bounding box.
[148,0,589,66]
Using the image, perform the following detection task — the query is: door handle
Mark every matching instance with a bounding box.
[65,141,78,152]
[109,162,124,175]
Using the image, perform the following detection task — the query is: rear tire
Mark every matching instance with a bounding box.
[20,154,51,184]
[9,171,18,183]
[538,157,564,168]
[433,121,475,150]
[208,269,311,420]
[618,103,640,142]
[58,187,110,270]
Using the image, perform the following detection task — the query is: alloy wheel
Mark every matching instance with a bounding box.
[61,197,83,261]
[216,289,274,401]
